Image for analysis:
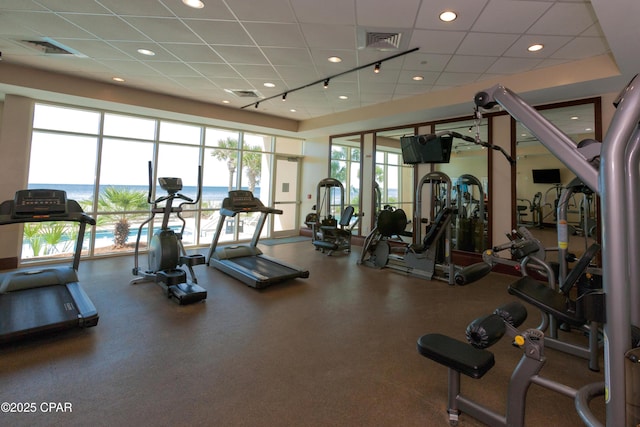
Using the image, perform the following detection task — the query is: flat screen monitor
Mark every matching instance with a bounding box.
[532,168,561,184]
[400,134,453,164]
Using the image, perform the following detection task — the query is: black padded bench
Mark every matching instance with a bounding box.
[507,243,604,327]
[417,333,495,379]
[508,275,585,326]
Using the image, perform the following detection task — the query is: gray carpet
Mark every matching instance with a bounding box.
[0,241,605,426]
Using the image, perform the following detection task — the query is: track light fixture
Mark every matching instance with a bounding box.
[240,47,419,109]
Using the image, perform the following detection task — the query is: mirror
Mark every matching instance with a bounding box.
[374,128,416,217]
[433,119,490,254]
[515,100,599,256]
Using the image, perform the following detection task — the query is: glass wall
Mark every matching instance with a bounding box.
[327,135,361,233]
[24,103,302,264]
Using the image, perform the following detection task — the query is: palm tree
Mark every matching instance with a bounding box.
[211,137,239,191]
[242,149,262,192]
[97,186,148,248]
[211,138,262,193]
[23,223,43,257]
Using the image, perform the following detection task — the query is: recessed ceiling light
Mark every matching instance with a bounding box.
[264,82,275,88]
[289,109,297,113]
[182,0,204,9]
[338,95,348,100]
[570,116,579,120]
[222,100,230,104]
[137,48,155,56]
[527,44,544,52]
[328,56,342,63]
[112,77,125,82]
[412,75,424,81]
[439,10,457,22]
[585,127,592,131]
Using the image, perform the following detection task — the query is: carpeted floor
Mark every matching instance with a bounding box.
[0,240,605,426]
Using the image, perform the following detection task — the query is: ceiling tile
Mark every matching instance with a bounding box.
[213,45,269,64]
[355,0,421,28]
[261,47,313,66]
[529,2,597,36]
[290,0,356,25]
[11,11,95,39]
[184,20,254,46]
[61,14,150,41]
[550,36,609,60]
[445,55,497,73]
[472,0,552,34]
[58,39,134,60]
[225,0,296,22]
[159,43,224,63]
[485,57,543,74]
[410,29,467,54]
[502,35,573,58]
[162,0,235,20]
[107,41,175,61]
[231,64,280,79]
[91,0,173,16]
[123,17,202,43]
[37,0,111,13]
[243,23,307,48]
[145,61,201,77]
[300,23,356,50]
[456,32,519,56]
[415,0,489,31]
[189,63,241,78]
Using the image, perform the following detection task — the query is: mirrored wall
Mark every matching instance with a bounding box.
[434,118,489,254]
[515,98,601,255]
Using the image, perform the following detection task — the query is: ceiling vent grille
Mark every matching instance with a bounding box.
[18,38,86,57]
[365,32,402,50]
[230,90,259,98]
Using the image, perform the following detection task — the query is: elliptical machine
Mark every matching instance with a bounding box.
[130,161,207,305]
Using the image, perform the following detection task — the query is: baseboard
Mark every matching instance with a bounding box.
[0,257,18,271]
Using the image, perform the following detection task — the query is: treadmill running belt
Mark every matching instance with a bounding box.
[0,285,80,342]
[232,256,299,278]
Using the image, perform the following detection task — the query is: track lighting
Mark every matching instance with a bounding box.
[240,47,419,109]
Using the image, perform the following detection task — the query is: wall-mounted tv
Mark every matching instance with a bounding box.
[400,134,453,164]
[532,168,561,184]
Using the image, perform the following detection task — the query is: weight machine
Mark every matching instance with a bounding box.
[359,171,455,284]
[461,75,640,426]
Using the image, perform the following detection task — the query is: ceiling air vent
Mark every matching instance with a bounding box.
[357,27,409,51]
[18,38,86,57]
[229,90,259,98]
[365,32,402,50]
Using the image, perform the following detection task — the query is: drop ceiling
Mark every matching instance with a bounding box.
[0,0,637,135]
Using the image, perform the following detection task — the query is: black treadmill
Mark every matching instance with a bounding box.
[0,189,99,344]
[207,190,309,289]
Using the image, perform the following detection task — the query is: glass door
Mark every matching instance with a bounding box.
[271,155,301,238]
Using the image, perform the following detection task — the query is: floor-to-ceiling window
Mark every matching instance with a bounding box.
[24,102,301,264]
[329,135,361,234]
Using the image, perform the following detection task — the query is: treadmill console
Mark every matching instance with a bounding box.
[225,190,264,209]
[13,189,67,217]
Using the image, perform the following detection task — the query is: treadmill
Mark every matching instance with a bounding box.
[0,189,99,344]
[207,190,309,289]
